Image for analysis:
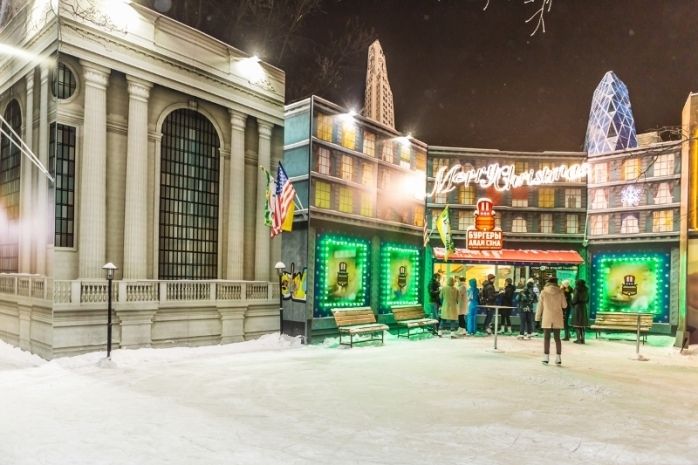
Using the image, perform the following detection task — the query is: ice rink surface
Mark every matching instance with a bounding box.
[1,332,697,465]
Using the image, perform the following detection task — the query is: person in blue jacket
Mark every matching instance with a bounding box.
[466,278,480,335]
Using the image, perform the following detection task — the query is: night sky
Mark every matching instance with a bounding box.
[149,0,698,152]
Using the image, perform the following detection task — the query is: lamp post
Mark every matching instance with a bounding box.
[275,261,286,336]
[102,262,118,359]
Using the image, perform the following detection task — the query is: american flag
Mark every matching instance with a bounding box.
[271,162,296,237]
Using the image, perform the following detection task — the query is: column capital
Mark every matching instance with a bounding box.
[257,120,273,139]
[25,69,34,89]
[229,109,248,131]
[80,60,111,89]
[126,75,153,102]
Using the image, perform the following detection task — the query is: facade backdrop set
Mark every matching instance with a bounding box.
[1,2,697,357]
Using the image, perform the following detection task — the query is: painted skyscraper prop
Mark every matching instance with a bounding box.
[364,40,395,129]
[584,71,639,156]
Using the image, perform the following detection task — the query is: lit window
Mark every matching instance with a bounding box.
[511,188,528,207]
[362,163,374,185]
[434,189,447,204]
[620,214,639,234]
[399,143,411,169]
[654,183,673,205]
[594,163,608,183]
[458,185,475,204]
[414,207,425,227]
[360,192,374,217]
[432,158,448,176]
[316,147,330,175]
[458,210,474,230]
[415,151,427,171]
[316,113,332,141]
[566,214,578,234]
[341,155,353,181]
[340,121,356,150]
[653,154,674,177]
[363,131,376,157]
[623,158,640,181]
[590,215,609,235]
[652,210,673,232]
[514,161,529,173]
[339,187,354,213]
[540,214,553,234]
[381,140,394,163]
[539,161,552,170]
[591,189,608,209]
[539,188,555,208]
[565,188,581,208]
[314,181,331,209]
[512,216,527,233]
[378,168,390,190]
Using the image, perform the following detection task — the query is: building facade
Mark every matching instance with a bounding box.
[586,140,682,333]
[0,0,284,358]
[425,147,588,291]
[282,96,426,340]
[363,40,395,130]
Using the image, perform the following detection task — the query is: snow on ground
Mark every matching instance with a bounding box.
[1,332,697,465]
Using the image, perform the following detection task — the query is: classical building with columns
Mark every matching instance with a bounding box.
[0,0,284,358]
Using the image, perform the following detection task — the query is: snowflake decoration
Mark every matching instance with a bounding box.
[621,185,643,207]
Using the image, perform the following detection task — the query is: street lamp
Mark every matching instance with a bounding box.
[274,261,286,336]
[102,262,118,359]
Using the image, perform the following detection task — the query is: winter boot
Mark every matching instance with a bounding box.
[555,354,562,366]
[437,330,443,338]
[542,354,549,365]
[486,327,492,335]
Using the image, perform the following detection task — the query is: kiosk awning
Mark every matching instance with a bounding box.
[433,248,584,264]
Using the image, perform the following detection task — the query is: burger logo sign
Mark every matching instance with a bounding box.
[467,198,503,250]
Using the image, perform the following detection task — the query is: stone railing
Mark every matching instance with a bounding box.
[0,275,278,305]
[50,279,277,305]
[0,274,51,300]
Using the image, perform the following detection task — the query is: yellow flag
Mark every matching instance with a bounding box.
[436,206,455,261]
[281,201,295,232]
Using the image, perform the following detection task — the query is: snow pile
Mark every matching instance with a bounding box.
[0,339,44,369]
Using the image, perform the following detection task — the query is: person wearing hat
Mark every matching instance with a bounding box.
[482,273,497,335]
[535,276,566,365]
[570,279,589,344]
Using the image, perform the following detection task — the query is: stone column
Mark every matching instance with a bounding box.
[78,61,110,279]
[227,110,247,280]
[123,76,152,280]
[19,70,34,273]
[254,121,273,282]
[35,66,49,276]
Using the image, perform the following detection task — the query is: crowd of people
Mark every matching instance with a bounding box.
[428,271,590,365]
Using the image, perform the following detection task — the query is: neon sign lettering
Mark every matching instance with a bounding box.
[426,162,589,198]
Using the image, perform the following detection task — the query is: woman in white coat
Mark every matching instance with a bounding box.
[535,276,566,365]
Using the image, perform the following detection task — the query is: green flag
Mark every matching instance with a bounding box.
[260,166,274,227]
[436,206,455,261]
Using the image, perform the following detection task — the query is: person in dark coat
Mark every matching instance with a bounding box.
[481,274,497,334]
[560,280,572,341]
[429,273,442,321]
[570,279,589,344]
[499,278,516,333]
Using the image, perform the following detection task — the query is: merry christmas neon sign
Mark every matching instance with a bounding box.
[425,162,589,197]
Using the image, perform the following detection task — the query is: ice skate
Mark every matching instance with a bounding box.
[517,334,525,340]
[542,354,549,365]
[524,333,531,340]
[437,330,443,337]
[555,354,562,366]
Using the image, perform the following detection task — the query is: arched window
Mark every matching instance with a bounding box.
[159,109,220,280]
[0,99,22,272]
[52,62,77,100]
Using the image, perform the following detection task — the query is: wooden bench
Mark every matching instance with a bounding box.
[332,307,388,348]
[590,312,653,344]
[392,305,438,338]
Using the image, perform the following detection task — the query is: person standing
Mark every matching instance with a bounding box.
[429,273,442,322]
[535,276,566,365]
[466,278,480,335]
[516,279,538,339]
[500,278,516,333]
[560,279,573,341]
[482,274,497,334]
[570,279,589,344]
[439,277,460,338]
[457,277,468,336]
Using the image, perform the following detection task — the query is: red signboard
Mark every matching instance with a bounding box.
[466,229,503,250]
